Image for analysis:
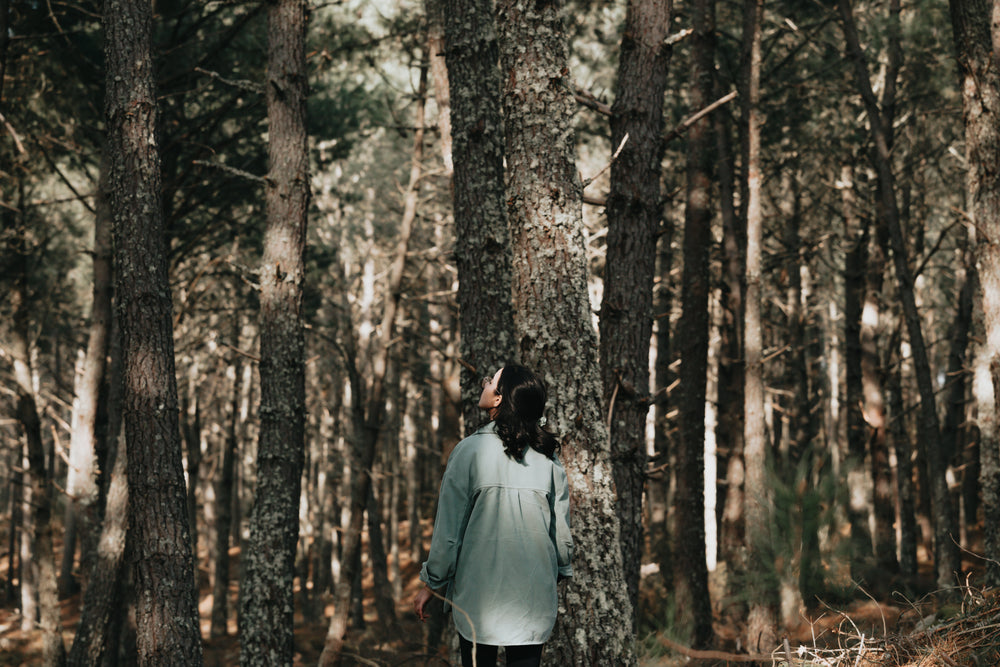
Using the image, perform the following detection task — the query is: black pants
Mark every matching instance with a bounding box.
[459,635,544,667]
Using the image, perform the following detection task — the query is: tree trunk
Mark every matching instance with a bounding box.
[60,158,113,598]
[438,0,517,433]
[714,74,745,611]
[650,226,675,583]
[105,0,203,660]
[17,392,66,667]
[887,333,919,577]
[210,318,241,638]
[741,0,778,654]
[598,0,671,625]
[8,170,66,667]
[496,0,636,663]
[673,0,715,648]
[239,0,310,662]
[947,0,1000,587]
[842,162,874,578]
[838,0,959,588]
[67,437,127,667]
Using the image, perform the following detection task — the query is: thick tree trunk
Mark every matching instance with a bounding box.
[947,0,1000,587]
[439,0,517,432]
[239,0,310,662]
[741,0,778,654]
[60,162,113,598]
[599,0,671,624]
[104,0,203,661]
[838,0,959,588]
[67,438,127,667]
[673,0,715,648]
[496,0,636,663]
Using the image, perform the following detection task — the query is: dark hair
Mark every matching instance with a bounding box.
[493,365,559,460]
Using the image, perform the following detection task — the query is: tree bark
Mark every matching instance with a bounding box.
[438,0,517,433]
[741,0,778,654]
[838,0,959,589]
[239,0,310,662]
[104,0,204,661]
[496,0,636,663]
[947,0,1000,587]
[674,0,716,648]
[599,0,672,624]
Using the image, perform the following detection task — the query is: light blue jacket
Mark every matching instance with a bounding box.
[420,422,574,645]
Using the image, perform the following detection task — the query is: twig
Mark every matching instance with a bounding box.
[582,133,629,189]
[606,377,620,433]
[665,28,693,46]
[664,91,738,144]
[194,66,265,94]
[220,342,260,363]
[426,587,478,667]
[1,112,27,156]
[192,159,268,185]
[573,87,611,116]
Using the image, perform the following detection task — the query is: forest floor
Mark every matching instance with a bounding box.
[2,529,999,666]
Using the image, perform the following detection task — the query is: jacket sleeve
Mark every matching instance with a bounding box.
[420,440,472,590]
[551,459,574,578]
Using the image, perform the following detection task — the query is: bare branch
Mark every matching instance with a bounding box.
[192,159,268,185]
[582,132,628,189]
[664,90,738,144]
[574,86,612,116]
[194,67,265,94]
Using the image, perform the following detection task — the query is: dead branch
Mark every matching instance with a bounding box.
[574,87,611,116]
[192,159,268,185]
[664,90,738,144]
[582,132,629,189]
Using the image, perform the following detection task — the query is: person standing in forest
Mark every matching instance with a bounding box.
[413,365,573,667]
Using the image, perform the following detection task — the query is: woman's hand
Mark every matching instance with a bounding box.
[414,586,435,622]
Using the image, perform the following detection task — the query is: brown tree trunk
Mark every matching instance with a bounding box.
[741,0,778,654]
[599,0,672,624]
[838,0,959,588]
[674,0,715,648]
[104,0,203,661]
[947,0,1000,587]
[497,0,636,663]
[210,318,241,638]
[438,0,517,432]
[239,0,310,662]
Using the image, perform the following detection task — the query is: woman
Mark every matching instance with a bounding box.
[413,365,573,667]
